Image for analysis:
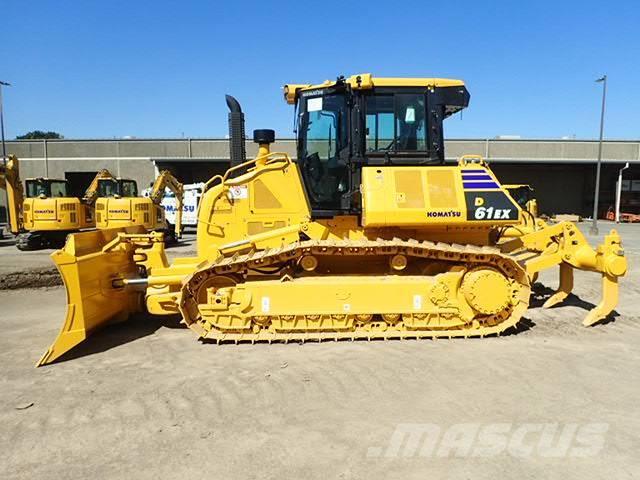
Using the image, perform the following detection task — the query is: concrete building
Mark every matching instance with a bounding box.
[2,137,640,221]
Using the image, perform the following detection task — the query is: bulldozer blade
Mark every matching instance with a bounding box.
[37,229,142,367]
[583,274,619,327]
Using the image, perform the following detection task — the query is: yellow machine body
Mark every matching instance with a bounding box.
[95,171,184,238]
[361,164,519,228]
[96,197,164,230]
[22,197,94,231]
[38,75,628,366]
[1,155,111,250]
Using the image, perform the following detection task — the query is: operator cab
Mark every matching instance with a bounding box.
[25,178,68,198]
[97,178,138,198]
[286,74,470,217]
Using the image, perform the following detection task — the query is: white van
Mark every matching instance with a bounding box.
[142,182,204,229]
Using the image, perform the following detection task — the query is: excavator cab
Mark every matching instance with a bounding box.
[25,178,69,198]
[94,178,155,229]
[96,178,138,198]
[18,174,95,250]
[94,173,183,240]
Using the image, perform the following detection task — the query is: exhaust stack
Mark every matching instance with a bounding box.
[225,95,246,167]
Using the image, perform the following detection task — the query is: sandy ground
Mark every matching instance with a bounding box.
[0,223,638,479]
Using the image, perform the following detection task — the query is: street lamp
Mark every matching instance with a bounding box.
[0,80,11,227]
[0,80,10,164]
[589,75,607,235]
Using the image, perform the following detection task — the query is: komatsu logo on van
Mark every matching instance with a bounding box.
[164,205,195,213]
[34,209,55,214]
[108,209,129,214]
[426,210,462,218]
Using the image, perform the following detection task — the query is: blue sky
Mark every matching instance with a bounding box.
[2,0,639,140]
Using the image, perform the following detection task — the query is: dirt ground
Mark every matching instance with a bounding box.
[0,222,638,479]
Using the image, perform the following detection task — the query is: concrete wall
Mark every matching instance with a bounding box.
[3,137,640,223]
[5,138,640,163]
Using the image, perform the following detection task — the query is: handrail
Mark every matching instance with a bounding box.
[203,152,291,193]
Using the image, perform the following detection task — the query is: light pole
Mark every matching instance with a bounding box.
[589,75,607,235]
[615,162,629,223]
[0,80,11,227]
[0,81,10,163]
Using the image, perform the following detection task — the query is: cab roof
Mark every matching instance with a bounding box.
[284,73,466,104]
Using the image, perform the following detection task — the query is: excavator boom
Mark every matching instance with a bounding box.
[82,169,115,205]
[1,155,24,234]
[149,170,184,238]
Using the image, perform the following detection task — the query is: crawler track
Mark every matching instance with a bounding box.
[179,238,532,343]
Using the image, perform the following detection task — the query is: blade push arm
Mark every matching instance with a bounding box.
[150,170,184,238]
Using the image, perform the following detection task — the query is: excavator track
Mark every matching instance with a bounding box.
[178,238,532,343]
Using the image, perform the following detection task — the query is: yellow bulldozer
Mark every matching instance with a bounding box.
[1,155,112,250]
[94,170,184,241]
[37,74,627,366]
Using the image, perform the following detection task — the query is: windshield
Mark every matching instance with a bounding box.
[366,93,427,152]
[297,92,348,210]
[98,179,119,197]
[121,180,138,197]
[98,179,138,197]
[26,180,68,198]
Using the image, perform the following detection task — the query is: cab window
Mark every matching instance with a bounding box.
[50,181,68,197]
[366,93,427,152]
[297,93,349,211]
[120,181,138,197]
[98,180,119,197]
[25,180,68,198]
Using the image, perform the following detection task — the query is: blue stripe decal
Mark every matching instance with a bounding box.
[461,174,493,181]
[462,169,486,172]
[464,181,500,189]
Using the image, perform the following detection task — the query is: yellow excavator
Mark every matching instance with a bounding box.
[38,74,627,366]
[94,170,184,240]
[1,155,111,250]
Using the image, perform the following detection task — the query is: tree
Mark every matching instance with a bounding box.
[16,130,63,140]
